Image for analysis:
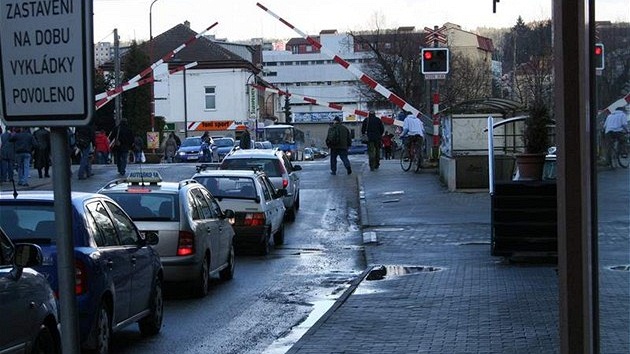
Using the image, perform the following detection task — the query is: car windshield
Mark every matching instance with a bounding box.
[182,137,202,147]
[214,139,233,147]
[106,193,179,221]
[0,203,56,243]
[220,158,281,177]
[195,176,257,199]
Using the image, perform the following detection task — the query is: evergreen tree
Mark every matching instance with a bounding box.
[121,41,151,136]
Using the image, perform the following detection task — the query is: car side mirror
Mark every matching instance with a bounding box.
[140,231,160,246]
[223,209,235,219]
[276,189,288,198]
[292,165,302,171]
[10,244,43,281]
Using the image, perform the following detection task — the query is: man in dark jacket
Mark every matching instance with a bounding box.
[75,124,95,180]
[110,118,135,176]
[33,127,51,178]
[0,127,16,183]
[361,110,385,171]
[10,127,37,186]
[325,116,352,175]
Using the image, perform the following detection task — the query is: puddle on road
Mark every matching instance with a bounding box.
[366,265,442,281]
[609,265,630,271]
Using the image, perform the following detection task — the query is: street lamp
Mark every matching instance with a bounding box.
[149,0,159,40]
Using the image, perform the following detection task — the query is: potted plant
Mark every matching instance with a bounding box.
[516,101,552,180]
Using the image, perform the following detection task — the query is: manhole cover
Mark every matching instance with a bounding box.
[366,265,442,281]
[609,265,630,271]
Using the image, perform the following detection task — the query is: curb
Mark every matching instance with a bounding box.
[285,266,374,354]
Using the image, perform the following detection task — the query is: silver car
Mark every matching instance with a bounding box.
[220,149,302,221]
[99,171,236,297]
[0,227,61,354]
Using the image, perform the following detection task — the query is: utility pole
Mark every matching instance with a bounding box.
[114,29,121,125]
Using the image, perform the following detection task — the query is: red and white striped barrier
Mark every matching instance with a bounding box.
[251,84,399,126]
[256,3,425,120]
[94,22,218,102]
[600,92,630,116]
[95,62,198,110]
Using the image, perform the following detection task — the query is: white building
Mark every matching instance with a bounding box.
[94,42,113,67]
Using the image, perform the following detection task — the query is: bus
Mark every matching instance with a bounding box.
[263,124,305,161]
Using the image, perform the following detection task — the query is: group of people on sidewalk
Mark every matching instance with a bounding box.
[1,126,52,186]
[325,111,425,175]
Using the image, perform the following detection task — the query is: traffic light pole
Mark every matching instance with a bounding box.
[431,26,440,162]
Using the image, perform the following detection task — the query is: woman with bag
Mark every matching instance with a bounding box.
[361,110,385,171]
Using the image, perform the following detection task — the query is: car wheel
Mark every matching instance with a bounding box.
[139,276,164,335]
[285,204,296,222]
[194,255,210,297]
[295,193,300,210]
[260,229,271,256]
[219,244,235,281]
[32,324,59,354]
[92,304,111,354]
[273,223,285,246]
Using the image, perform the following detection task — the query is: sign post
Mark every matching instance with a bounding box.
[1,1,94,353]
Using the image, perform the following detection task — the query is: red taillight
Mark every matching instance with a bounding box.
[75,260,87,295]
[244,213,265,227]
[177,231,195,256]
[282,179,288,188]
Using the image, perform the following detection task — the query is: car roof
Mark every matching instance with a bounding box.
[225,149,282,159]
[0,190,110,204]
[193,169,263,178]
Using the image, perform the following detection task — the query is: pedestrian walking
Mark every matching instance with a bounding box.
[0,127,16,183]
[132,135,144,163]
[325,116,352,175]
[382,132,393,160]
[33,127,51,178]
[163,133,178,163]
[11,127,37,186]
[361,111,385,171]
[239,128,252,149]
[110,118,134,176]
[75,124,95,180]
[94,129,111,164]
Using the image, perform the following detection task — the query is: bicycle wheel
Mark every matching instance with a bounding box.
[617,143,629,168]
[414,146,422,173]
[400,147,412,171]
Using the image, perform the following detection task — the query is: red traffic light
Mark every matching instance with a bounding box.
[594,46,602,55]
[423,51,433,60]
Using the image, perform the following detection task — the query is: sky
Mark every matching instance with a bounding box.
[93,0,630,43]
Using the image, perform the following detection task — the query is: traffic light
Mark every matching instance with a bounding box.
[421,48,449,74]
[594,43,604,70]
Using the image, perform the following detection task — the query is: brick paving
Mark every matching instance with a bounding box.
[287,159,629,354]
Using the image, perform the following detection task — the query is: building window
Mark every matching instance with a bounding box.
[306,45,312,52]
[205,87,216,110]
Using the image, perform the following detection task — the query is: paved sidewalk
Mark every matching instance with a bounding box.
[286,158,630,354]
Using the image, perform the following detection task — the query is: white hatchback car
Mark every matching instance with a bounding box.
[192,169,286,255]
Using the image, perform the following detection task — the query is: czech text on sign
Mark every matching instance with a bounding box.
[0,0,94,125]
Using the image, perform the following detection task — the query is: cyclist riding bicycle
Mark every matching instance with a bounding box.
[603,106,628,166]
[400,111,425,157]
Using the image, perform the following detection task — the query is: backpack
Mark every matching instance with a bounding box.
[326,126,340,147]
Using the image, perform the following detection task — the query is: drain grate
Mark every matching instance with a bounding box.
[366,265,442,281]
[609,265,630,272]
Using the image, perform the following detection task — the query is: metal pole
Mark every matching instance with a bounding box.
[51,128,80,354]
[487,115,495,194]
[114,29,121,125]
[183,67,188,137]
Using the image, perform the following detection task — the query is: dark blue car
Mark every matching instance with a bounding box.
[0,191,163,353]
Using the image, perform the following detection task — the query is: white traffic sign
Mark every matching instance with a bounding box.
[0,0,93,126]
[424,73,446,80]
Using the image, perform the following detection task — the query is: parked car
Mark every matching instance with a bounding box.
[98,171,235,297]
[254,140,273,149]
[175,136,205,162]
[348,141,368,155]
[0,226,61,354]
[311,147,328,159]
[220,149,302,221]
[303,148,315,161]
[192,169,286,255]
[211,137,236,162]
[0,191,163,353]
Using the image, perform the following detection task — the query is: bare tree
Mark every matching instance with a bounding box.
[441,55,493,107]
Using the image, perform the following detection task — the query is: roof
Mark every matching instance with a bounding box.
[440,98,524,116]
[193,169,263,178]
[102,23,258,72]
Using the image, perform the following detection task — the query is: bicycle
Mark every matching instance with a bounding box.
[400,135,423,172]
[609,131,629,169]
